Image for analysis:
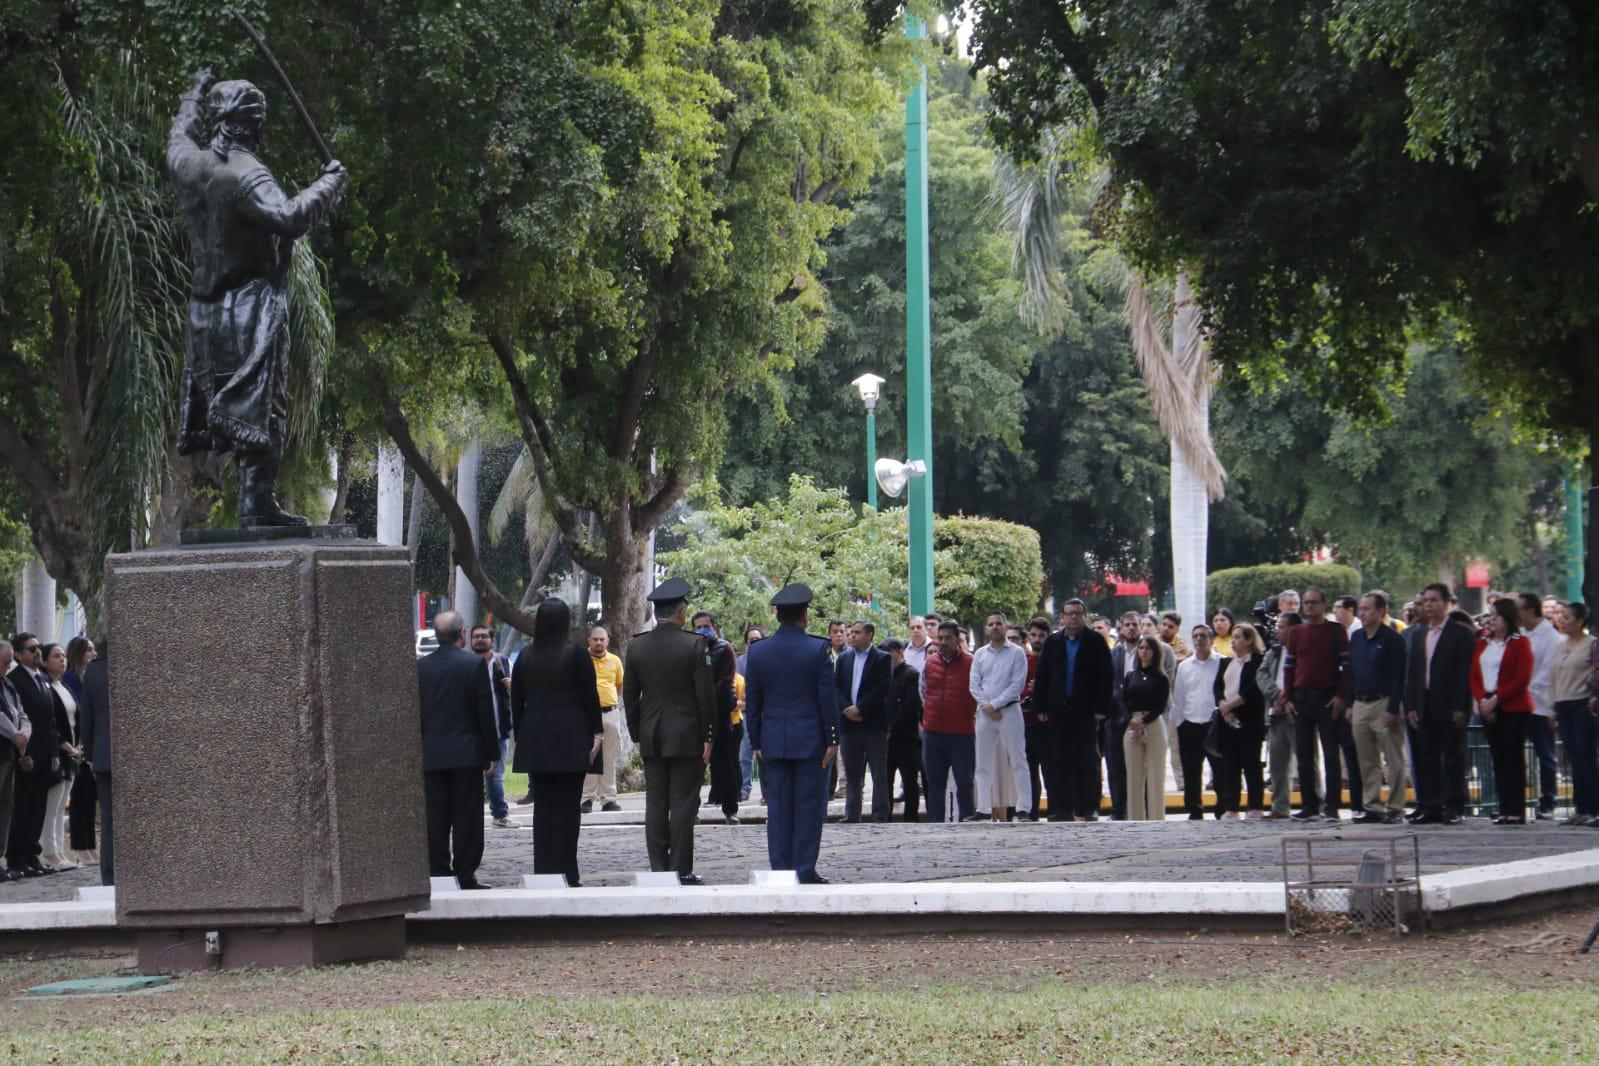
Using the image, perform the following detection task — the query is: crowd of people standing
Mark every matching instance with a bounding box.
[1,634,108,882]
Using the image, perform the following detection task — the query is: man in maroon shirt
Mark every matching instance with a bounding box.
[1283,587,1350,821]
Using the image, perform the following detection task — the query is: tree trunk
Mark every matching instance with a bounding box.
[453,441,481,624]
[1582,322,1599,607]
[328,434,356,525]
[1168,272,1210,633]
[597,522,649,656]
[520,532,563,609]
[376,440,405,546]
[148,449,223,547]
[18,558,57,640]
[1531,523,1549,598]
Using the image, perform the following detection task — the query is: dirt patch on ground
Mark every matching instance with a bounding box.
[4,907,1596,1027]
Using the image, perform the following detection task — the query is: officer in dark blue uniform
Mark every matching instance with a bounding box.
[743,583,840,883]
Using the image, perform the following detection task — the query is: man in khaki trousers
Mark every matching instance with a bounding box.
[1347,593,1409,824]
[581,626,625,813]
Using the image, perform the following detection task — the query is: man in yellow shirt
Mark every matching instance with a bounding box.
[581,625,625,813]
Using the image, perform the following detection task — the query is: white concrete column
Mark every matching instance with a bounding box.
[18,557,57,640]
[376,441,405,546]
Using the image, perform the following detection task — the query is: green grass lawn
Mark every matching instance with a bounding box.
[12,978,1597,1062]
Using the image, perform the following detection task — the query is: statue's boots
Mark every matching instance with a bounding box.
[238,453,309,527]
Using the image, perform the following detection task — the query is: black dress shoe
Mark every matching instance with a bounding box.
[1383,811,1405,824]
[1289,811,1321,822]
[1410,811,1444,824]
[1442,812,1464,825]
[962,813,989,822]
[680,874,705,885]
[1351,812,1385,825]
[725,815,741,825]
[457,879,492,890]
[579,800,593,814]
[798,873,830,885]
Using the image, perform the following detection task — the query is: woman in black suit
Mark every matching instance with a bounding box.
[510,599,602,886]
[1212,623,1268,819]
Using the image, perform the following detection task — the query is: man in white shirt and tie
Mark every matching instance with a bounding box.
[969,612,1032,822]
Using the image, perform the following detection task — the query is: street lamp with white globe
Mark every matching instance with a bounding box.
[851,372,886,510]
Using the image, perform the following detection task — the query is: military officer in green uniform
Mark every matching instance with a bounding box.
[623,578,717,884]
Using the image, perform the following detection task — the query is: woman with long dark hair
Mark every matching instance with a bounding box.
[1121,636,1171,821]
[1470,597,1534,824]
[510,599,602,885]
[1212,623,1267,819]
[63,637,99,864]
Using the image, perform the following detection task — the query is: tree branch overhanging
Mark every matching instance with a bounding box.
[368,362,540,635]
[485,332,608,573]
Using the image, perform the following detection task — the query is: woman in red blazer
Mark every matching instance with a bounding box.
[1470,598,1534,823]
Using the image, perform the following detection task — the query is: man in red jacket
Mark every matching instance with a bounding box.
[920,621,978,822]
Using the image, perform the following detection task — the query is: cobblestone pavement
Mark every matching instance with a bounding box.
[7,815,1596,900]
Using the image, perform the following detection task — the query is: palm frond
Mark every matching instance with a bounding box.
[285,241,334,448]
[488,446,537,545]
[1123,270,1226,501]
[57,53,187,608]
[989,125,1073,335]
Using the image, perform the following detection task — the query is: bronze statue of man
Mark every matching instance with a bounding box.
[167,69,347,527]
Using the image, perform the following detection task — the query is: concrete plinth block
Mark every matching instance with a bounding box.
[749,870,800,887]
[521,874,571,890]
[106,540,430,956]
[430,877,461,895]
[632,871,682,887]
[74,886,115,903]
[136,916,405,972]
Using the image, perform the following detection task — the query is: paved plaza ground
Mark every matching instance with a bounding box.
[5,801,1597,901]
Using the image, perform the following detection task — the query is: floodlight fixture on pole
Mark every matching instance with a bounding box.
[874,457,927,500]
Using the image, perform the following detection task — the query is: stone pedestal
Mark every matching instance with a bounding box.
[105,539,430,971]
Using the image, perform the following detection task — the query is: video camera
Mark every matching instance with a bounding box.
[1252,594,1281,648]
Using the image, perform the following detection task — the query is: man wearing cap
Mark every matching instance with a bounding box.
[743,584,841,883]
[623,578,717,885]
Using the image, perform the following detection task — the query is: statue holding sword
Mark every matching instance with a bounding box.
[167,14,347,527]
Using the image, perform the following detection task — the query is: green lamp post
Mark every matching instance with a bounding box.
[903,13,934,616]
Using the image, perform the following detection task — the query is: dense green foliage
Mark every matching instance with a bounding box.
[934,515,1045,625]
[719,53,1166,602]
[657,476,1044,634]
[961,1,1599,486]
[1208,563,1363,618]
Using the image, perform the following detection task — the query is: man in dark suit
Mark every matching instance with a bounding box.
[624,578,716,884]
[6,634,59,876]
[1031,599,1115,820]
[416,611,498,888]
[882,638,925,822]
[834,620,892,823]
[745,583,840,882]
[75,650,113,885]
[0,641,29,880]
[1404,583,1475,824]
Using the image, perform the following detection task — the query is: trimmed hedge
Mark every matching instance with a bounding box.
[1207,563,1363,618]
[934,516,1046,627]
